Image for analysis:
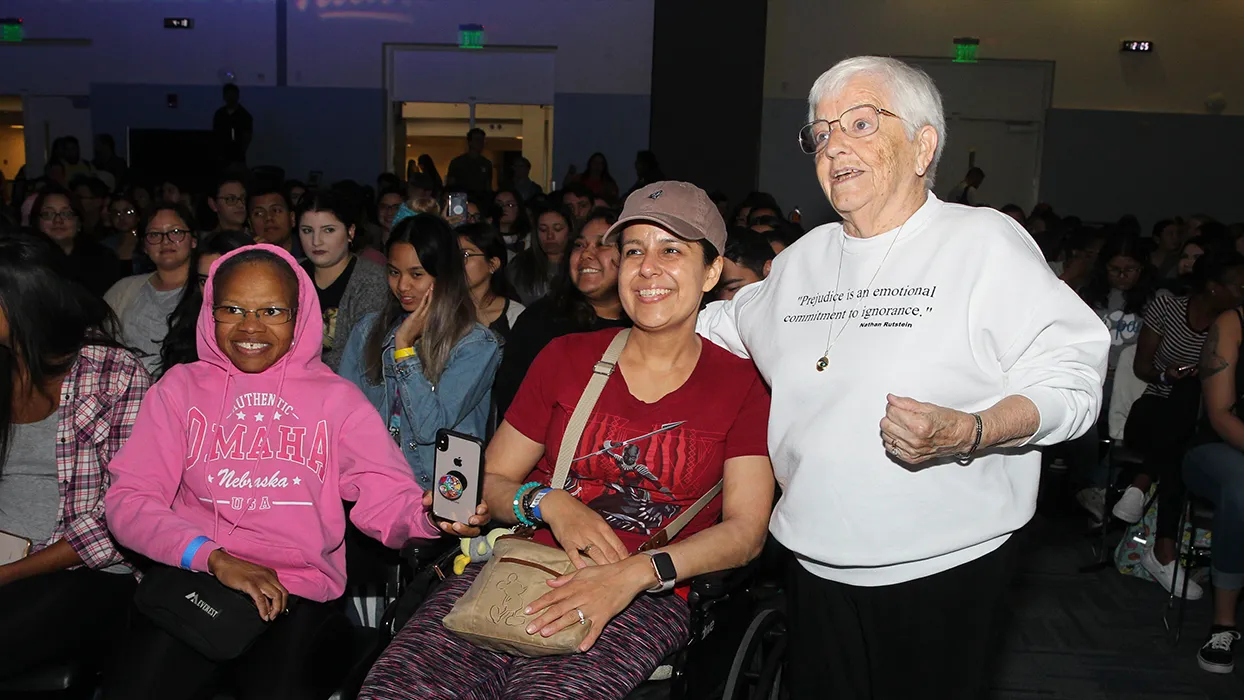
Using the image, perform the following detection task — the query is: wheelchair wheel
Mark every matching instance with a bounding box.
[721,605,786,700]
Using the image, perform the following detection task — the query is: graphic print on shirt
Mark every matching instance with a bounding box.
[565,417,711,535]
[1102,309,1141,347]
[183,392,324,511]
[783,284,939,329]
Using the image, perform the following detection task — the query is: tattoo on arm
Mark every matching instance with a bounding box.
[1200,323,1230,378]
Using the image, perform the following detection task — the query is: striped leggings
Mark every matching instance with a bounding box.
[358,565,690,700]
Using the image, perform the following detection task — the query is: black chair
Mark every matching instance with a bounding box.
[1164,493,1214,645]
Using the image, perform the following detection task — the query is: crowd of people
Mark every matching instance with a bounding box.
[0,54,1240,699]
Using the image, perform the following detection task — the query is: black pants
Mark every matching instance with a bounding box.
[0,568,135,679]
[785,535,1019,700]
[101,594,353,700]
[1124,388,1200,541]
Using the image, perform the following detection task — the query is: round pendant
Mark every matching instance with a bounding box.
[816,356,829,372]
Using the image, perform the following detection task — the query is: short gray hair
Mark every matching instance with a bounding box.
[807,56,946,189]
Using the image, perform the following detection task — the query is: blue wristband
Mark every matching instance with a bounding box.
[531,488,554,522]
[181,535,211,570]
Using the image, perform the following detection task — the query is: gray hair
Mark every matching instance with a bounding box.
[807,56,946,189]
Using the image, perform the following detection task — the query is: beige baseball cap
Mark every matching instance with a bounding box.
[603,181,727,255]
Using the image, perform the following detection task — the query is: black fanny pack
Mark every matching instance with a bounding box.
[134,566,273,661]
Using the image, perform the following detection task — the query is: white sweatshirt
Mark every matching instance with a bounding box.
[698,193,1109,586]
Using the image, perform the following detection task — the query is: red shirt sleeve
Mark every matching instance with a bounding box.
[725,370,771,460]
[503,336,564,444]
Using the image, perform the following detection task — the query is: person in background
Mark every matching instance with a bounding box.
[1113,252,1244,601]
[512,156,543,202]
[1183,299,1244,673]
[250,186,302,260]
[0,234,148,682]
[1058,228,1107,294]
[297,191,388,372]
[45,160,69,190]
[417,154,445,197]
[446,128,493,194]
[131,181,154,218]
[58,137,97,183]
[493,187,531,261]
[494,207,628,418]
[157,230,254,375]
[716,227,775,301]
[92,134,128,185]
[212,83,253,168]
[101,244,477,699]
[71,175,109,241]
[626,149,665,197]
[284,179,308,209]
[159,177,185,205]
[339,215,501,489]
[561,183,595,227]
[731,191,781,228]
[100,191,151,277]
[209,177,249,233]
[507,205,574,305]
[33,186,120,297]
[746,205,781,227]
[104,201,197,375]
[698,56,1109,699]
[709,190,731,222]
[566,152,619,202]
[946,167,985,206]
[457,222,525,341]
[1000,204,1026,226]
[752,217,806,255]
[1070,234,1154,520]
[1150,219,1183,279]
[377,185,405,243]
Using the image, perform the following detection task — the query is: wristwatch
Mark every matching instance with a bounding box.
[643,551,677,593]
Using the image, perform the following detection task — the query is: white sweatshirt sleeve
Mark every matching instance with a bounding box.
[696,281,766,359]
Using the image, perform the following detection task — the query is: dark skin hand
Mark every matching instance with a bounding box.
[208,549,288,622]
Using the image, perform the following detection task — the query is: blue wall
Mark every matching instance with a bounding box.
[552,93,651,192]
[90,84,386,186]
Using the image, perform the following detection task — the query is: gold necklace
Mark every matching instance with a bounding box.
[815,220,906,372]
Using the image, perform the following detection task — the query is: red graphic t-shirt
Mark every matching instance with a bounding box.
[506,328,771,556]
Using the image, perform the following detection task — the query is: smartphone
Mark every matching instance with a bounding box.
[0,529,31,566]
[447,192,468,218]
[433,429,484,524]
[1177,364,1197,373]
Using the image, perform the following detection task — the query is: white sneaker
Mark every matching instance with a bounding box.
[1111,485,1146,523]
[1076,487,1106,522]
[1140,547,1203,600]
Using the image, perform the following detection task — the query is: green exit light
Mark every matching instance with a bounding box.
[0,18,23,43]
[459,24,485,49]
[953,37,980,63]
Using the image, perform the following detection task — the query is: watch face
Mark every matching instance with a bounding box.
[651,552,677,581]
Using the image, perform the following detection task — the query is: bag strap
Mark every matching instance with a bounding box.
[549,329,631,490]
[637,479,723,552]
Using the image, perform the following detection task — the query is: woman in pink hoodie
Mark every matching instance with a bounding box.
[102,244,487,700]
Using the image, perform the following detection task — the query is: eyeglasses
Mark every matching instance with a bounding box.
[463,251,488,260]
[216,195,245,206]
[798,104,903,155]
[211,305,296,325]
[251,206,288,219]
[145,229,192,245]
[112,208,137,217]
[1107,265,1143,276]
[379,203,402,214]
[464,212,482,223]
[39,210,77,222]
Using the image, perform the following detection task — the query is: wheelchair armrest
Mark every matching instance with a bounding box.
[400,538,457,572]
[690,563,755,603]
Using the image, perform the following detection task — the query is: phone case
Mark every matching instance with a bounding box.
[0,529,32,566]
[433,429,484,524]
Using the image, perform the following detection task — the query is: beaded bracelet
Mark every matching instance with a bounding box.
[512,482,542,527]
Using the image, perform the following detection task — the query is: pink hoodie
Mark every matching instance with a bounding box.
[106,244,440,601]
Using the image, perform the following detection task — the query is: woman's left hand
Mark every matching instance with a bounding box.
[421,490,490,537]
[880,394,976,465]
[523,557,651,652]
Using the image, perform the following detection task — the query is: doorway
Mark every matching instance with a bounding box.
[399,102,554,192]
[0,96,25,203]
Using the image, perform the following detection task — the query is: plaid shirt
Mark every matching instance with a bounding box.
[30,344,150,570]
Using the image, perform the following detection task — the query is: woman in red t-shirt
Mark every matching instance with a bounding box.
[360,182,774,700]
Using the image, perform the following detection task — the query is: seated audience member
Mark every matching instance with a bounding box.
[561,182,595,227]
[70,176,110,240]
[0,234,149,680]
[339,216,501,490]
[1058,228,1107,294]
[512,156,544,203]
[297,191,388,372]
[159,177,186,205]
[209,177,249,233]
[358,181,774,700]
[566,152,620,202]
[104,201,197,375]
[1070,235,1154,518]
[731,191,781,228]
[249,186,302,259]
[458,222,526,341]
[1114,252,1244,601]
[157,230,254,375]
[494,207,630,419]
[752,216,805,255]
[284,179,308,209]
[101,245,481,699]
[1183,303,1244,673]
[716,227,775,301]
[377,185,405,242]
[746,205,781,227]
[493,187,532,260]
[130,182,155,218]
[1149,219,1183,279]
[1000,204,1026,226]
[33,186,120,297]
[100,191,152,277]
[507,205,574,305]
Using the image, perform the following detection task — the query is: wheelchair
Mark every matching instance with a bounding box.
[332,536,790,700]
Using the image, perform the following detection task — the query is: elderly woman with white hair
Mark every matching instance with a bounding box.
[697,56,1110,698]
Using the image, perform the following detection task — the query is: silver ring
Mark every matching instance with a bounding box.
[575,608,587,625]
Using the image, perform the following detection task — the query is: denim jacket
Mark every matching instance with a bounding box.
[339,313,502,488]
